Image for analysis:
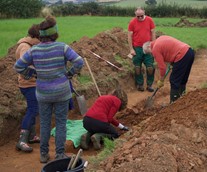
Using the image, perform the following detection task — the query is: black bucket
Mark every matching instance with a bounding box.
[41,157,84,172]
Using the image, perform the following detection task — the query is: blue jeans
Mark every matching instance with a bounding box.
[20,87,38,130]
[38,100,69,154]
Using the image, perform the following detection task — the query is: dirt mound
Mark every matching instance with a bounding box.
[98,89,207,172]
[0,27,134,145]
[175,17,207,27]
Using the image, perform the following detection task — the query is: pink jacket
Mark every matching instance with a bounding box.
[151,36,190,77]
[15,37,40,88]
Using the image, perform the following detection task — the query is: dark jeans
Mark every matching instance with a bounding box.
[83,116,119,139]
[170,48,195,90]
[38,100,69,154]
[20,87,38,130]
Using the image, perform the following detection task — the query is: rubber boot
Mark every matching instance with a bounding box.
[91,133,112,150]
[16,130,33,152]
[28,125,40,144]
[179,85,186,96]
[80,132,92,150]
[170,89,180,103]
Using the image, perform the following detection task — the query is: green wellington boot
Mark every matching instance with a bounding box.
[80,132,92,150]
[90,133,112,150]
[28,125,40,144]
[16,130,33,152]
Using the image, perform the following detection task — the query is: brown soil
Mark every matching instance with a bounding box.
[0,27,207,172]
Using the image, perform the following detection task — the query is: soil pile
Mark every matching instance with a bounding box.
[98,89,207,172]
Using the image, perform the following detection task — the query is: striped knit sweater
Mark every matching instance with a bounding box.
[14,41,84,102]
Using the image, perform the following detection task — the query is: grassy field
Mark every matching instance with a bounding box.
[0,16,206,58]
[111,0,207,8]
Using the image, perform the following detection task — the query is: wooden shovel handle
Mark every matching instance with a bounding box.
[84,58,101,96]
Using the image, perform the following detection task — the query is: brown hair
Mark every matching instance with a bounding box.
[112,89,128,111]
[28,24,40,39]
[39,15,58,42]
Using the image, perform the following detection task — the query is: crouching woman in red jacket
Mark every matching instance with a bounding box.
[81,89,129,150]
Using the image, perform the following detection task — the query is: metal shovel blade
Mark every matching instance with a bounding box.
[144,96,154,108]
[144,88,159,108]
[76,95,87,115]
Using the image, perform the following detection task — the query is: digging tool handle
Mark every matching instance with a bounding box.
[84,58,101,96]
[152,64,171,98]
[86,49,122,71]
[72,87,80,97]
[71,149,83,169]
[67,155,75,170]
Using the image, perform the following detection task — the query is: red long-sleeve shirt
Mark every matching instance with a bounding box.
[151,36,190,77]
[85,95,121,127]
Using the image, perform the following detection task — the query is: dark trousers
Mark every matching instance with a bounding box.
[20,87,38,130]
[83,116,119,139]
[170,48,195,90]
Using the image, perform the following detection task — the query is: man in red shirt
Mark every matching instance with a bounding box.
[128,7,156,92]
[80,89,129,150]
[143,35,195,102]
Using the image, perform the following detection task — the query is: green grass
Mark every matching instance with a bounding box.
[88,138,115,168]
[0,16,206,58]
[110,0,207,8]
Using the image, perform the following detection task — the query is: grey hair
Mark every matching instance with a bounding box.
[142,41,151,54]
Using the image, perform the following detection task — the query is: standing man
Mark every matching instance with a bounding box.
[142,35,195,103]
[128,7,156,92]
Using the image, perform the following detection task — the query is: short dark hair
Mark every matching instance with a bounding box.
[28,24,40,39]
[39,15,58,42]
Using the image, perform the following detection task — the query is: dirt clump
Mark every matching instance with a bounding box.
[175,16,207,27]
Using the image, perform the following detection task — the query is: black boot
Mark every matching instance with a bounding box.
[16,130,33,152]
[170,89,180,103]
[80,132,92,150]
[91,133,112,150]
[28,125,40,144]
[179,85,186,96]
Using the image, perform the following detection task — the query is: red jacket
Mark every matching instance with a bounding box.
[85,95,121,126]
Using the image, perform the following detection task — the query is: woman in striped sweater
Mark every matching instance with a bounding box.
[14,16,84,163]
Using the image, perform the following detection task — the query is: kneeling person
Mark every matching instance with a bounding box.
[81,89,129,150]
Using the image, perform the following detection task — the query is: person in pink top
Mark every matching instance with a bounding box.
[80,89,129,150]
[128,7,156,92]
[143,35,195,102]
[15,24,40,153]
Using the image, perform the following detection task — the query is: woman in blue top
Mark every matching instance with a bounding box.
[14,16,84,163]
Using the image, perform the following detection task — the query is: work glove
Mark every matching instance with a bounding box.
[66,70,73,79]
[21,67,37,80]
[121,126,129,131]
[157,80,164,88]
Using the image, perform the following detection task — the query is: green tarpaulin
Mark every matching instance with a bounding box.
[51,119,87,148]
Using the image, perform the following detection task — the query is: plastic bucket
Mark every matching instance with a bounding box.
[41,157,84,172]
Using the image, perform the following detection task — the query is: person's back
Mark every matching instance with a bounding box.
[28,41,75,102]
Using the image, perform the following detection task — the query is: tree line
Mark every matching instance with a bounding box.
[0,0,207,18]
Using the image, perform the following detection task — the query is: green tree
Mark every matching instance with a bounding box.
[0,0,43,18]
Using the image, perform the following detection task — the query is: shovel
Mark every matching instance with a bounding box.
[72,87,87,115]
[144,65,171,108]
[69,80,87,115]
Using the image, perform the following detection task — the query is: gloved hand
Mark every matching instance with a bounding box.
[157,80,164,88]
[121,126,129,131]
[22,67,37,80]
[66,70,73,79]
